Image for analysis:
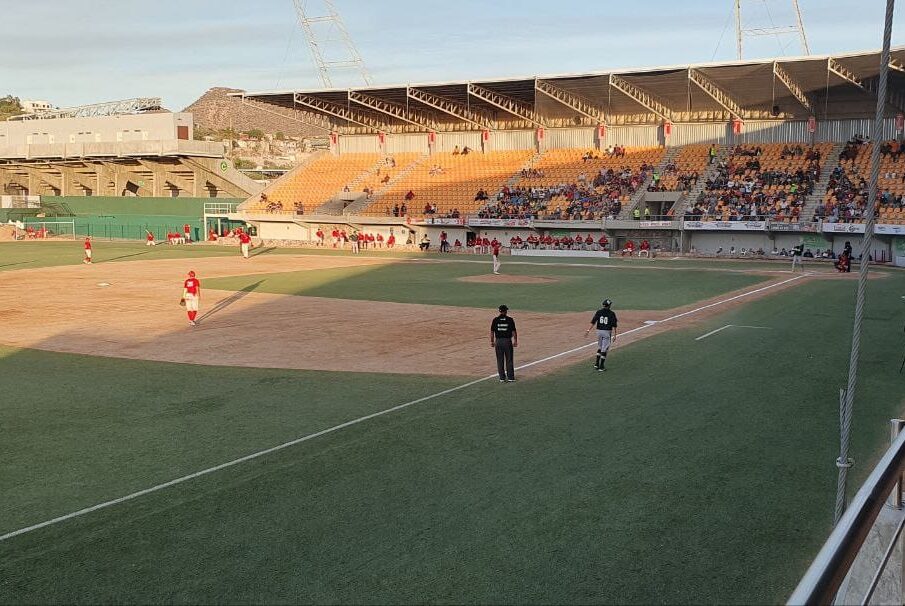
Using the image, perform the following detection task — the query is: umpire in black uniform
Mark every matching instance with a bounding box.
[491,304,518,382]
[585,299,618,371]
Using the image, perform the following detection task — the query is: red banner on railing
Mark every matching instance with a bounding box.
[482,129,490,142]
[663,121,672,138]
[732,118,744,135]
[807,116,817,133]
[597,124,607,139]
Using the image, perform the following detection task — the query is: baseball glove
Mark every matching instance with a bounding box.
[179,298,186,307]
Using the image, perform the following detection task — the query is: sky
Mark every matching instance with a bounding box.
[2,0,904,111]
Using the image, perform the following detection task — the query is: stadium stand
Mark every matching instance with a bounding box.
[474,146,662,220]
[244,153,380,213]
[685,142,832,222]
[364,150,533,217]
[815,138,905,224]
[649,144,711,192]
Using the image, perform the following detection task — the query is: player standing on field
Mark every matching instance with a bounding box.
[182,270,201,326]
[585,299,618,371]
[490,304,518,382]
[238,230,252,259]
[791,242,804,271]
[491,240,502,274]
[83,236,93,264]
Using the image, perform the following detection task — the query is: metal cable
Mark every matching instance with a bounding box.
[834,0,896,526]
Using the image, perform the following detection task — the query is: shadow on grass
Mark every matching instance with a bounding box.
[0,260,34,269]
[198,280,264,322]
[101,250,154,263]
[250,246,278,257]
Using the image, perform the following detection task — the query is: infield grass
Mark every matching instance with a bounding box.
[2,271,904,603]
[205,261,770,312]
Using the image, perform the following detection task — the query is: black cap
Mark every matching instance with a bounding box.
[602,299,612,307]
[498,304,509,312]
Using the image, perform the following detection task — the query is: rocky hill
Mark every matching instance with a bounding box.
[183,87,324,138]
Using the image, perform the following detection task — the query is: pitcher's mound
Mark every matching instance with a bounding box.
[458,274,559,284]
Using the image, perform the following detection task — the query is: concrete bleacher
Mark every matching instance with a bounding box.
[244,153,380,212]
[688,142,832,222]
[362,150,533,216]
[817,141,905,224]
[655,144,711,192]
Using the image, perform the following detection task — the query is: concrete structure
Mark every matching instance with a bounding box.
[20,100,54,115]
[0,112,193,149]
[0,113,262,199]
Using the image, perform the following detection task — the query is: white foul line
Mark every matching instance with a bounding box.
[0,273,806,544]
[695,324,773,341]
[695,324,734,341]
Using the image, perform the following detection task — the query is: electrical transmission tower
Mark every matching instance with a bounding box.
[292,0,373,88]
[735,0,810,60]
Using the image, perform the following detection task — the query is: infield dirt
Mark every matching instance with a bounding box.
[0,254,825,377]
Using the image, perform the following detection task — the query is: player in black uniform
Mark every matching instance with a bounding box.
[791,243,805,271]
[585,299,618,371]
[491,304,518,382]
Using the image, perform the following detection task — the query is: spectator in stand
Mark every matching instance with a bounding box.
[452,145,461,155]
[475,188,489,201]
[400,202,408,216]
[462,146,472,155]
[393,203,400,217]
[405,190,415,201]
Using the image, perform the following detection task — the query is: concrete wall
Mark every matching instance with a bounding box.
[0,112,193,147]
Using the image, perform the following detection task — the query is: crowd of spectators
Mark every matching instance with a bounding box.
[684,144,821,222]
[475,165,652,220]
[813,137,905,223]
[648,163,699,192]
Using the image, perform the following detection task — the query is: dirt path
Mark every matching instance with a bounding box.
[0,255,834,378]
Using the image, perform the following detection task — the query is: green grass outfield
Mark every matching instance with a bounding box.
[2,270,904,603]
[0,240,839,274]
[205,261,768,312]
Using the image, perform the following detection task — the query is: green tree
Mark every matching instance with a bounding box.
[245,128,265,140]
[233,158,256,170]
[0,95,23,121]
[274,131,285,141]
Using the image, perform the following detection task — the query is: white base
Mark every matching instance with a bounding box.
[511,249,610,258]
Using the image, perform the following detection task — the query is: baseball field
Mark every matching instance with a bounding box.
[1,240,904,603]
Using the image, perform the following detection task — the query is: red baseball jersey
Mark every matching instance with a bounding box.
[84,239,91,250]
[184,277,200,294]
[239,232,251,244]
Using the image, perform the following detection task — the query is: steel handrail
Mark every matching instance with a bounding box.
[788,427,905,604]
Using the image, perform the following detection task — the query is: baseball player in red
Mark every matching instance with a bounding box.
[238,230,252,259]
[83,237,93,264]
[315,228,325,246]
[181,270,201,326]
[183,223,192,243]
[492,240,502,274]
[145,230,156,246]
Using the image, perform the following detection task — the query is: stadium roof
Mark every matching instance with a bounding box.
[234,48,905,134]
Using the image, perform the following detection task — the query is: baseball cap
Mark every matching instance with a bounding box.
[498,304,509,312]
[188,270,196,277]
[602,299,612,307]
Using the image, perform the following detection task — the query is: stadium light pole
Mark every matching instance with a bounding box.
[833,0,896,526]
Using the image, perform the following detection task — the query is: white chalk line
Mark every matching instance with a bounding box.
[694,324,773,341]
[0,273,807,544]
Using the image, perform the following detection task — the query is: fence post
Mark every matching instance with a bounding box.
[891,419,905,509]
